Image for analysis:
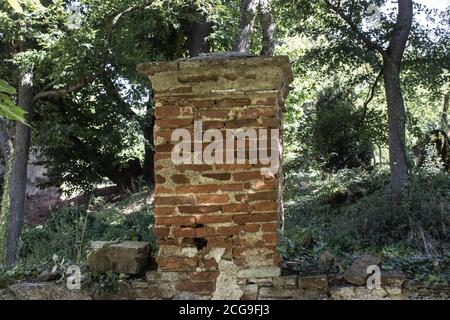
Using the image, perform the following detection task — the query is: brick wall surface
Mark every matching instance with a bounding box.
[138,54,293,299]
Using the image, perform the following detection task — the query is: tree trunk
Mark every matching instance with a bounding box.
[234,0,258,53]
[142,101,155,186]
[259,0,276,56]
[4,70,34,269]
[443,91,449,132]
[186,7,211,58]
[382,0,413,206]
[383,58,408,200]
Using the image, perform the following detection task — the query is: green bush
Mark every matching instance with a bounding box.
[18,194,155,266]
[283,166,450,261]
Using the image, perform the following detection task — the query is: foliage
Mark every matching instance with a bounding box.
[282,164,450,280]
[292,83,386,172]
[17,191,155,266]
[0,79,27,124]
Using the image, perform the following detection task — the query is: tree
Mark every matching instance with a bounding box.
[234,0,276,55]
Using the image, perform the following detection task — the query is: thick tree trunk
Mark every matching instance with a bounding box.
[4,70,34,269]
[259,0,276,56]
[443,91,449,132]
[186,7,211,58]
[383,58,408,200]
[234,0,258,53]
[382,0,413,206]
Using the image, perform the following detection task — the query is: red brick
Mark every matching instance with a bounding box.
[157,257,198,271]
[193,100,215,108]
[216,225,239,236]
[155,196,195,206]
[232,171,268,181]
[235,191,277,202]
[261,222,279,232]
[155,106,181,119]
[194,215,233,224]
[156,216,196,226]
[158,119,193,128]
[219,183,245,192]
[176,164,213,172]
[176,185,220,194]
[155,185,173,194]
[155,144,174,153]
[155,175,166,183]
[225,119,259,129]
[216,98,250,108]
[203,173,231,181]
[233,213,277,224]
[154,207,176,216]
[260,117,279,127]
[221,203,252,213]
[250,180,277,191]
[178,205,221,214]
[196,194,230,204]
[171,174,190,184]
[154,153,171,160]
[253,201,278,212]
[189,271,220,282]
[154,227,170,237]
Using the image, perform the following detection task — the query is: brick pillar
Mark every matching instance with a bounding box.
[138,53,293,299]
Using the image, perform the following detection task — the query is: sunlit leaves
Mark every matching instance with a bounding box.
[0,79,27,124]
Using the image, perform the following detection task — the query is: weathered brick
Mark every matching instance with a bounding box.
[225,119,259,129]
[189,271,220,282]
[154,207,176,216]
[222,203,252,213]
[155,196,195,206]
[156,216,196,226]
[196,194,230,205]
[171,174,190,184]
[233,213,277,224]
[178,205,222,214]
[176,280,216,293]
[158,119,193,128]
[203,173,231,181]
[157,257,198,272]
[176,185,220,194]
[253,201,278,212]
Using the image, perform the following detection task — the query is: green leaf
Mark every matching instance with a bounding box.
[0,94,28,124]
[7,0,23,13]
[0,79,16,95]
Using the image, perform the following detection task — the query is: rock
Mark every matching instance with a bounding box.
[173,292,210,300]
[37,270,60,282]
[88,241,151,275]
[258,287,303,300]
[237,266,281,279]
[381,270,406,287]
[240,284,258,300]
[272,275,298,287]
[329,286,389,300]
[298,275,328,290]
[7,282,92,300]
[319,250,336,267]
[343,254,381,286]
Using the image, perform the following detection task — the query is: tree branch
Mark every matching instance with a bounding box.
[33,4,142,102]
[323,0,386,55]
[359,69,383,127]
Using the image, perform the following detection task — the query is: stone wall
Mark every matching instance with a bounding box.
[138,53,293,299]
